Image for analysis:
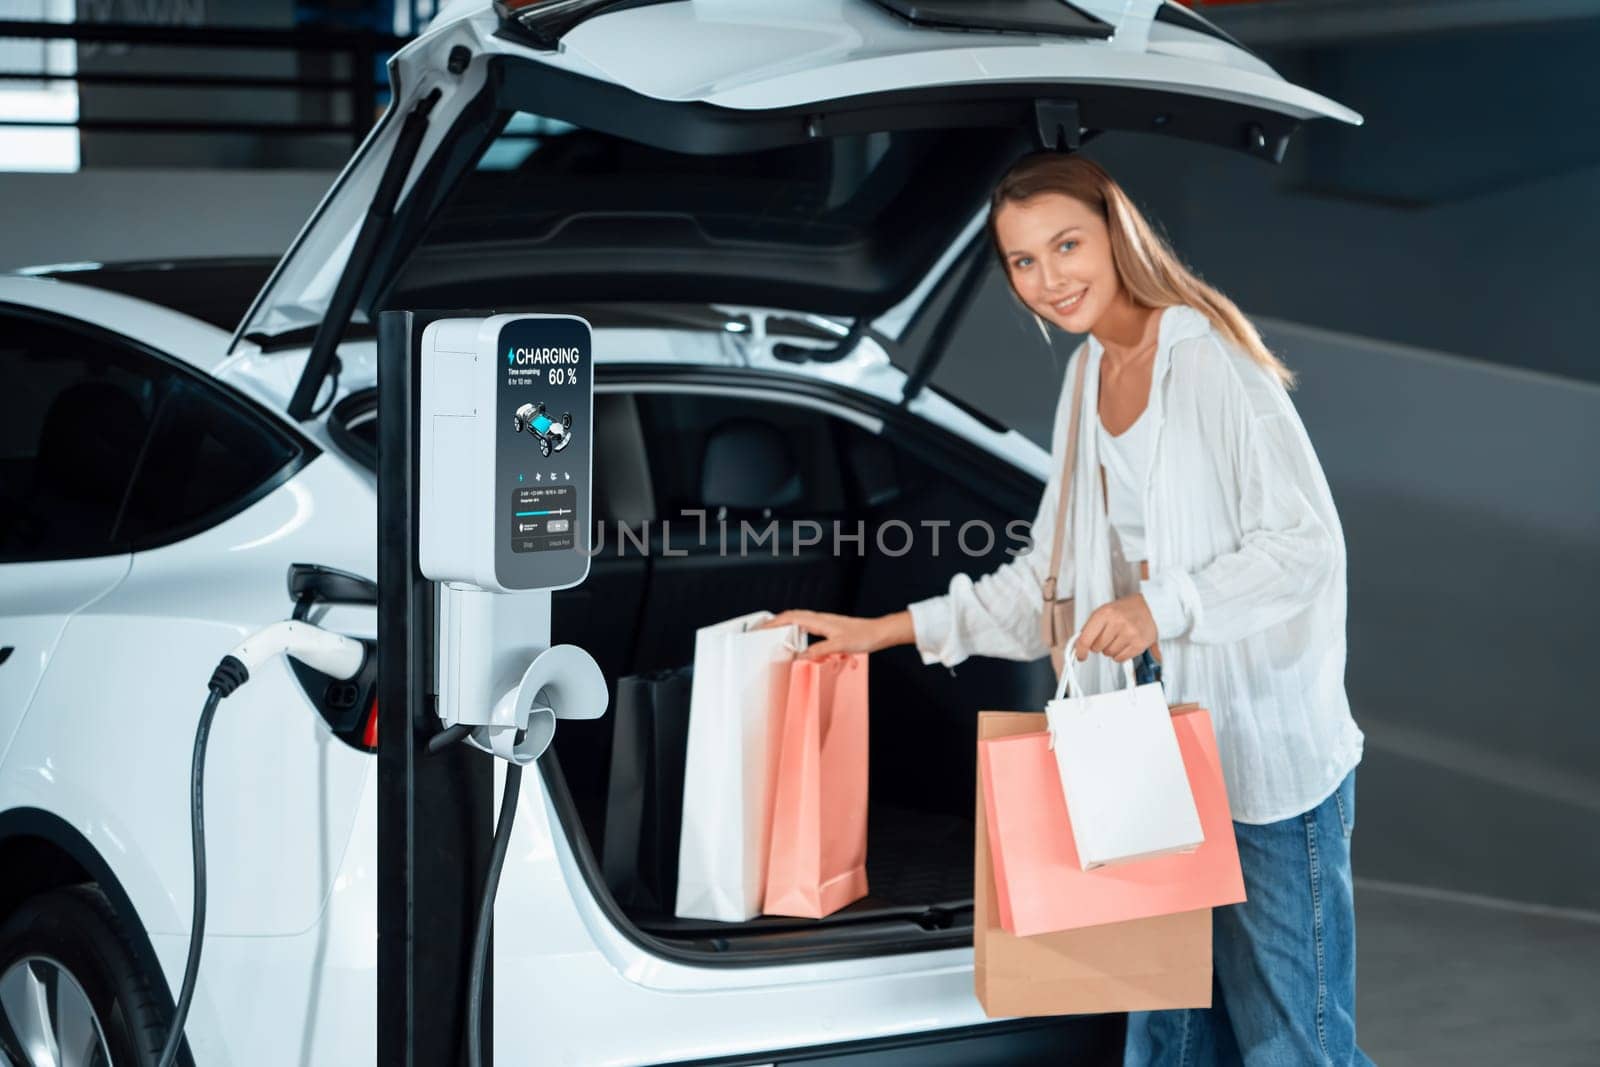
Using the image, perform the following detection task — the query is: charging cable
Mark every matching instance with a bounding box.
[158,621,366,1067]
[428,716,542,1067]
[468,732,525,1067]
[161,615,591,1067]
[439,642,603,1067]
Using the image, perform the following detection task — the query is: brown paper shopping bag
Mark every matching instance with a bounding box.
[974,711,1213,1018]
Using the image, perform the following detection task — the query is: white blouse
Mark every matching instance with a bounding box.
[907,304,1364,824]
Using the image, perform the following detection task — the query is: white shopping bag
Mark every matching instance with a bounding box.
[674,609,804,921]
[1044,631,1204,870]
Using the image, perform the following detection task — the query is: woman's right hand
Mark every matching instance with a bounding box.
[755,609,915,660]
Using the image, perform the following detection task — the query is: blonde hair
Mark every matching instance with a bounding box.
[989,151,1295,389]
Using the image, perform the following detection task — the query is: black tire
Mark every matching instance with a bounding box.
[0,885,184,1067]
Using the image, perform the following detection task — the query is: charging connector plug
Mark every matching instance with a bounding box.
[157,620,367,1067]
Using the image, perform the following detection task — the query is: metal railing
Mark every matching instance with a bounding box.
[0,19,410,150]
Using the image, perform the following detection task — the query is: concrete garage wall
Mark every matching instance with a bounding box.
[1080,133,1600,387]
[0,0,352,270]
[1265,320,1600,914]
[0,167,337,270]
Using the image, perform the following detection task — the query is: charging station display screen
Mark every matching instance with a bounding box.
[495,316,591,589]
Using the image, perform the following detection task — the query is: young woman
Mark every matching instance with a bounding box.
[761,151,1372,1065]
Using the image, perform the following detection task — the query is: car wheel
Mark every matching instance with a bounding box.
[0,885,180,1067]
[512,415,525,434]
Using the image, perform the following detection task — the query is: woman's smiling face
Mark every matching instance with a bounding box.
[994,191,1119,334]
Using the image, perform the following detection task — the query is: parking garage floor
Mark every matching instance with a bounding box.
[1355,881,1600,1066]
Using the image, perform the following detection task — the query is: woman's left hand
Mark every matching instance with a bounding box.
[1076,595,1159,664]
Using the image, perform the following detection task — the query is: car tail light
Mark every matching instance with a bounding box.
[362,695,379,750]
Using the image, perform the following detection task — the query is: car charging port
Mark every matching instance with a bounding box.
[290,637,379,750]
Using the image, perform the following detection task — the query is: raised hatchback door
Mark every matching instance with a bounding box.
[233,0,1359,403]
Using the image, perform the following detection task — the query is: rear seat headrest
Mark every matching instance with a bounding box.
[700,418,802,511]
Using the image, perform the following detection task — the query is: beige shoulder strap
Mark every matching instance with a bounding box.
[1042,345,1089,602]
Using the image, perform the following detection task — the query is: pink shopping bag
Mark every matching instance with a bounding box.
[762,653,870,918]
[979,704,1245,937]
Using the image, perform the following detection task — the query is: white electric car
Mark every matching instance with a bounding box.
[0,2,1359,1063]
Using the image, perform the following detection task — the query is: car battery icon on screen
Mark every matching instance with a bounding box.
[512,401,574,456]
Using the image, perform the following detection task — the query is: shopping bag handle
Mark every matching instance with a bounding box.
[743,612,809,655]
[1047,630,1139,751]
[1052,629,1138,703]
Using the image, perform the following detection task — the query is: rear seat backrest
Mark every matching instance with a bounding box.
[630,410,851,672]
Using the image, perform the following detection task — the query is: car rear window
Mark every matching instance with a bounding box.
[385,108,1021,316]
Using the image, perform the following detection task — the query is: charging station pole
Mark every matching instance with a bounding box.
[377,309,495,1065]
[376,307,603,1066]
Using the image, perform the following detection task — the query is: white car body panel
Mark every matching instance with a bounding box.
[217,337,380,415]
[1145,15,1278,77]
[145,767,381,1066]
[0,455,377,939]
[0,456,376,1065]
[489,768,994,1066]
[563,0,1356,121]
[0,557,131,765]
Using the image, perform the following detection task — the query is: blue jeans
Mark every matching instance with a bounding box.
[1124,769,1373,1066]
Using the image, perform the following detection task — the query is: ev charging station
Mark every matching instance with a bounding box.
[376,309,607,1065]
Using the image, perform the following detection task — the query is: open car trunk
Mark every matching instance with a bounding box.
[325,365,1044,960]
[543,373,1056,961]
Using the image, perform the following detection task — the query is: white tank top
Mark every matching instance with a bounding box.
[1098,405,1155,562]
